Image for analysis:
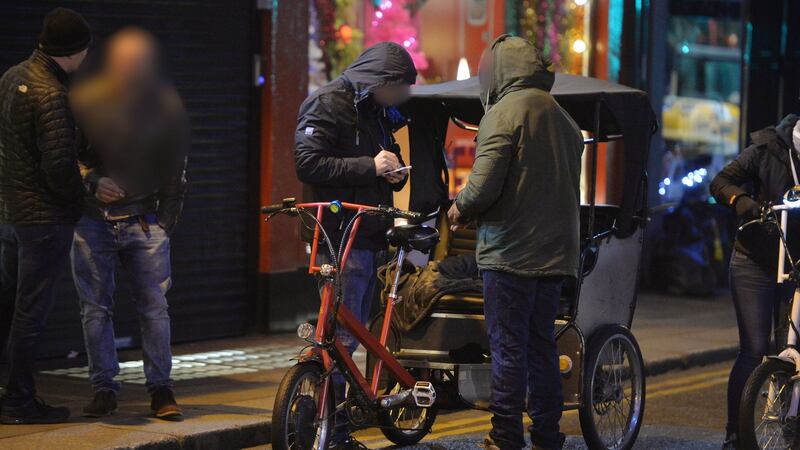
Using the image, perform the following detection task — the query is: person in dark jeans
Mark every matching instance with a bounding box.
[448,35,583,450]
[294,42,414,449]
[710,113,800,449]
[0,8,91,424]
[69,28,188,421]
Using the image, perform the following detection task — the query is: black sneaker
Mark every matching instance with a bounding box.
[82,390,118,418]
[150,387,182,421]
[0,397,70,424]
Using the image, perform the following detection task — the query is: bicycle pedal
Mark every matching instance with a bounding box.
[411,381,436,407]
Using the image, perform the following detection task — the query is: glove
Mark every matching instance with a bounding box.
[734,195,760,220]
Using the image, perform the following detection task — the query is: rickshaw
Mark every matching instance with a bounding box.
[266,73,656,450]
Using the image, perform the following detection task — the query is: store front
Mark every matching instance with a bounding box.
[258,0,619,331]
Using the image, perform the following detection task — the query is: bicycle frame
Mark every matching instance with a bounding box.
[769,204,800,417]
[294,202,418,424]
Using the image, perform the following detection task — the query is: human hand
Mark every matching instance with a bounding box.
[374,150,400,176]
[448,202,465,231]
[382,168,407,184]
[734,195,760,221]
[95,177,126,203]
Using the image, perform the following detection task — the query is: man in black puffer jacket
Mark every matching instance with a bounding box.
[294,42,415,449]
[0,8,90,424]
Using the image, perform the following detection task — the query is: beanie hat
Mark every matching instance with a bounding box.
[38,8,91,57]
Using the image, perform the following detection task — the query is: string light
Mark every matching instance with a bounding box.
[572,39,586,53]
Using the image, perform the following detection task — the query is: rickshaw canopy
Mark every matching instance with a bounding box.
[405,74,657,238]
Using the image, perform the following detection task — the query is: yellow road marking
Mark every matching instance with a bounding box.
[357,370,731,446]
[646,367,730,391]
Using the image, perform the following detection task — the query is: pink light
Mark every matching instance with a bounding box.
[375,11,383,19]
[383,0,393,8]
[403,40,411,48]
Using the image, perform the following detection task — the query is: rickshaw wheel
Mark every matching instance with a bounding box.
[739,358,796,450]
[579,325,645,450]
[367,313,437,445]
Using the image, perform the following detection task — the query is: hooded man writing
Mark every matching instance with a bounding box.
[448,35,584,450]
[294,41,415,449]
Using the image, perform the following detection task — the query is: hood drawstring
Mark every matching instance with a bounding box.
[354,95,360,146]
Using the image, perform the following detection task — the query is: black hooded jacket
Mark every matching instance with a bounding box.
[294,42,416,251]
[710,114,800,270]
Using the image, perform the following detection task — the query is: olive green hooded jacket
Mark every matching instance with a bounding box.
[455,35,584,278]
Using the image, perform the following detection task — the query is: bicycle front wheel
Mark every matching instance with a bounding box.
[272,362,334,450]
[739,358,797,449]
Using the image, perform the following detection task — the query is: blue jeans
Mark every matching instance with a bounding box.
[483,270,565,450]
[0,223,74,405]
[71,215,173,394]
[319,249,380,443]
[726,250,793,437]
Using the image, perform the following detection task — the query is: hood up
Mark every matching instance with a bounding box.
[481,35,554,111]
[342,42,417,103]
[751,114,799,149]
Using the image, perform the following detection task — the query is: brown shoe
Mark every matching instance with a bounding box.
[150,387,182,421]
[481,435,501,450]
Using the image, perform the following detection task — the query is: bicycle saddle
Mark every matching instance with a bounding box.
[386,224,439,253]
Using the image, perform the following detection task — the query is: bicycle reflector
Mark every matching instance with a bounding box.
[559,355,573,374]
[329,200,342,214]
[297,322,315,340]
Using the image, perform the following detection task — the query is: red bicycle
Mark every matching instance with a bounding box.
[264,198,440,450]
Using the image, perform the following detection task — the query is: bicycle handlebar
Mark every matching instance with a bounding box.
[260,198,429,222]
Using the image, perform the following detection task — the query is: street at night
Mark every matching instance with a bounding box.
[2,1,799,449]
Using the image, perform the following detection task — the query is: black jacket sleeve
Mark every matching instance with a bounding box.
[35,88,85,205]
[294,96,376,187]
[157,97,190,233]
[710,144,759,207]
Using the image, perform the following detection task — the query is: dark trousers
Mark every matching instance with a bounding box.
[726,250,793,437]
[483,270,565,449]
[0,223,74,404]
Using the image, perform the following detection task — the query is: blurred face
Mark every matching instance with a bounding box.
[372,83,411,107]
[60,48,88,73]
[106,29,159,86]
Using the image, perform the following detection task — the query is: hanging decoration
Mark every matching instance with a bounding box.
[311,0,364,82]
[519,0,585,74]
[365,0,428,72]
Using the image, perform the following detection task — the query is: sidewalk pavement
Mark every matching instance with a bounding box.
[0,290,738,450]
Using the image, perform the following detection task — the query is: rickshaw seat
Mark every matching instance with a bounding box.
[427,205,617,318]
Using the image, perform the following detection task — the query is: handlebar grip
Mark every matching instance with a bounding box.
[261,197,297,214]
[261,203,285,214]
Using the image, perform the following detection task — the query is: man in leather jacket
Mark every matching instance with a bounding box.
[0,7,90,424]
[69,28,188,421]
